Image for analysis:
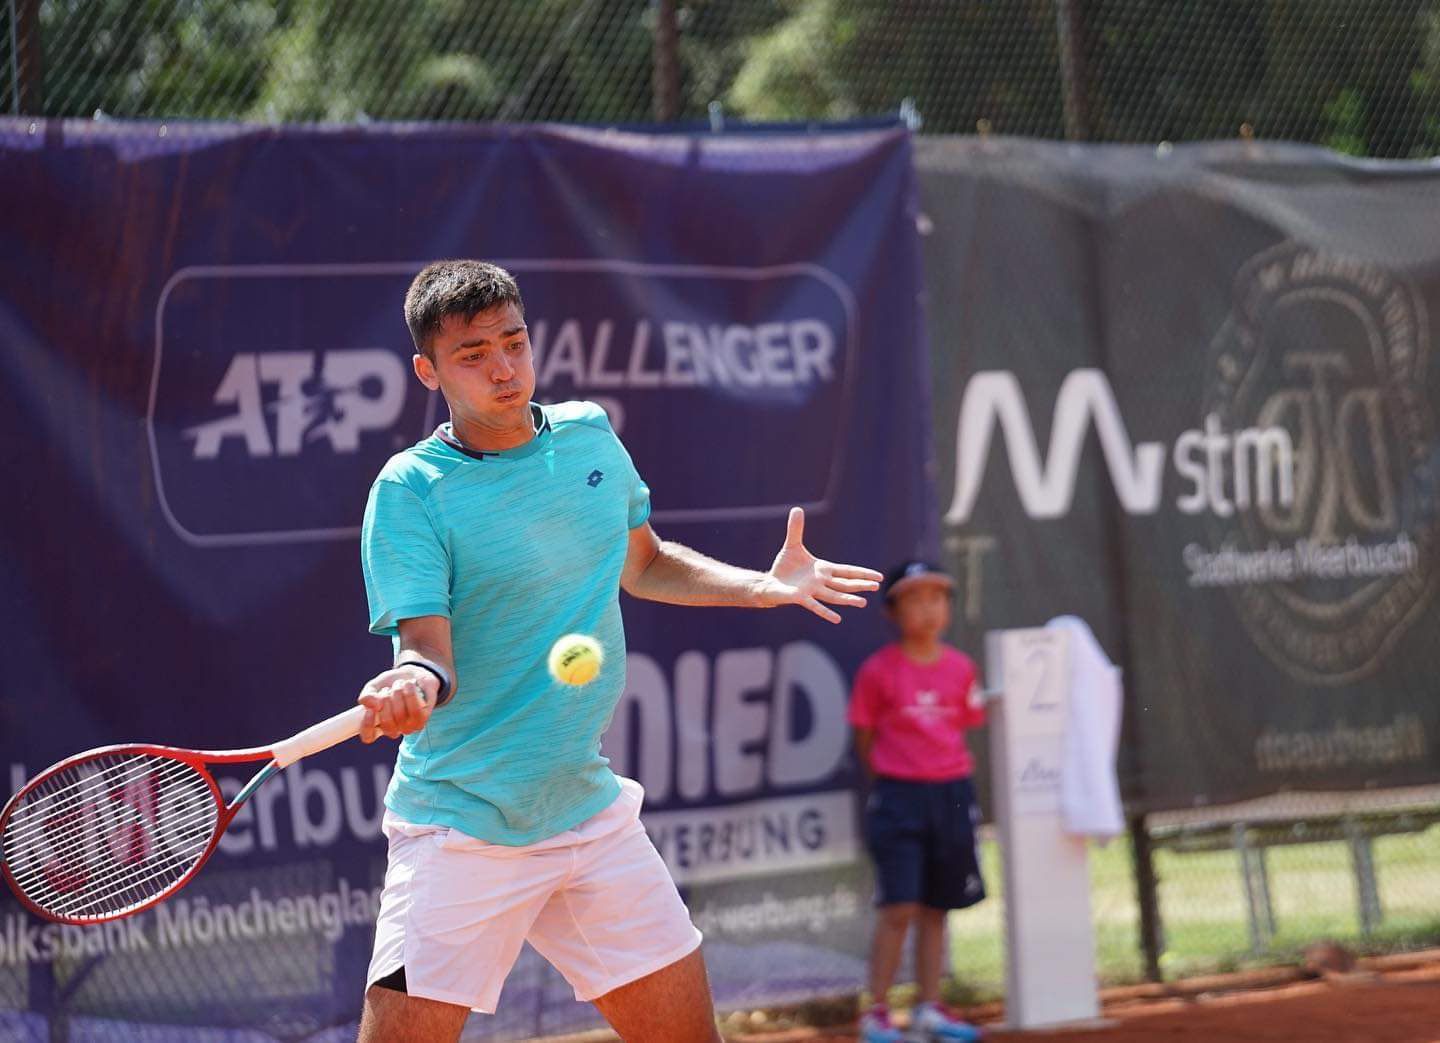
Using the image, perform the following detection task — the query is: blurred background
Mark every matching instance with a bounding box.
[3,1,1440,1039]
[4,0,1438,154]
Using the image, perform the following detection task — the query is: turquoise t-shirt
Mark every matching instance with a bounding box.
[360,401,651,845]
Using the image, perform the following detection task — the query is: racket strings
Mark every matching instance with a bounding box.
[4,762,212,877]
[4,755,213,868]
[46,829,216,917]
[4,756,204,846]
[3,752,220,921]
[8,790,216,900]
[4,766,212,902]
[11,779,217,889]
[6,764,216,917]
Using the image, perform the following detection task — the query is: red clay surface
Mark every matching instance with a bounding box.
[724,957,1440,1043]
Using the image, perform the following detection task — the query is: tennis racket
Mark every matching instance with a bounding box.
[0,704,366,925]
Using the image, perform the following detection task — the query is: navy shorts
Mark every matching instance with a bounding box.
[864,776,985,910]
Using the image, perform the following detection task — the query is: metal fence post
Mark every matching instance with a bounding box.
[1129,814,1163,981]
[9,0,42,115]
[1233,823,1275,954]
[1344,818,1383,936]
[652,0,680,123]
[1053,0,1092,141]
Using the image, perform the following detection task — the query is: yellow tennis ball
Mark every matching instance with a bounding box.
[548,633,604,686]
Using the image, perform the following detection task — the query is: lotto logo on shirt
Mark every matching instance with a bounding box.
[184,350,410,461]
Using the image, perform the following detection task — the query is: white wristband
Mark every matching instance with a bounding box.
[396,657,453,707]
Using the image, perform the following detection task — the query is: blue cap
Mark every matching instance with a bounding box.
[882,560,955,602]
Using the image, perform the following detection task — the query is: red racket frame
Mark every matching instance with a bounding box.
[0,705,364,925]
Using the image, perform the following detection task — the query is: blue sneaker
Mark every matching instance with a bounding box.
[858,1006,908,1043]
[912,1002,983,1042]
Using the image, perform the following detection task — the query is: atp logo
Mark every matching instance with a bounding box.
[148,259,855,545]
[186,350,409,459]
[149,268,437,545]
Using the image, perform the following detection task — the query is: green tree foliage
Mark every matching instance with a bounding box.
[1079,0,1269,142]
[1255,0,1436,157]
[25,0,659,122]
[1075,0,1438,155]
[35,0,278,118]
[725,0,1440,154]
[674,0,790,120]
[4,0,1437,156]
[727,0,1066,135]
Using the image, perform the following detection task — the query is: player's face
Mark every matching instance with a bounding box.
[415,302,535,430]
[890,583,952,641]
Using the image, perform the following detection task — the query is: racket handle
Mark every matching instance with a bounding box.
[271,705,367,769]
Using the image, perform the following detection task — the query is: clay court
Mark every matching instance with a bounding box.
[713,953,1440,1043]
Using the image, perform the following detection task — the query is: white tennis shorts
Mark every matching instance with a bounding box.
[366,777,702,1013]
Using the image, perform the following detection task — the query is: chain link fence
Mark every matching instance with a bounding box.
[1143,789,1440,979]
[4,1,1439,155]
[946,792,1440,1000]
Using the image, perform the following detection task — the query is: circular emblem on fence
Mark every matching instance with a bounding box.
[1205,242,1438,683]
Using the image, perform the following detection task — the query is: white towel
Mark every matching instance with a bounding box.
[1047,615,1125,839]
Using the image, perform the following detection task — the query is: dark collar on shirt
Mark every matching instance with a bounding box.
[435,404,549,460]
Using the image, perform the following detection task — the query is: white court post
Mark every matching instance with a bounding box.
[986,627,1101,1030]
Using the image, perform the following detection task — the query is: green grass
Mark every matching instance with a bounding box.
[941,824,1440,1000]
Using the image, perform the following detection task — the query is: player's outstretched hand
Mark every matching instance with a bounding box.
[357,667,438,743]
[760,507,883,623]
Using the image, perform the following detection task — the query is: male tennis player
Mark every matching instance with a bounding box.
[354,260,882,1043]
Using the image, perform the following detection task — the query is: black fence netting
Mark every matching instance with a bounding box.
[3,1,1439,156]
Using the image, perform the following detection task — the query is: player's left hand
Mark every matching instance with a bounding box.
[758,507,883,623]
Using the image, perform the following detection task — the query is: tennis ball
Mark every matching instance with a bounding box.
[548,633,604,686]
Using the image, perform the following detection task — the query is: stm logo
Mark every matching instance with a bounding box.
[945,369,1294,523]
[186,350,408,459]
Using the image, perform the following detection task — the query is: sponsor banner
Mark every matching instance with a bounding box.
[643,791,858,886]
[918,137,1440,810]
[0,122,930,1038]
[151,261,855,545]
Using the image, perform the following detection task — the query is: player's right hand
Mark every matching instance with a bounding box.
[356,667,437,743]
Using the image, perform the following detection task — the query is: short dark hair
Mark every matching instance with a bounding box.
[404,260,525,359]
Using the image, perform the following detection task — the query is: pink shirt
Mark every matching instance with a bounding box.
[848,643,984,781]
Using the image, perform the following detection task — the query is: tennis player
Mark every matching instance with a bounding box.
[353,260,882,1042]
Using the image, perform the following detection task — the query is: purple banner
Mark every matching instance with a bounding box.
[0,121,932,1039]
